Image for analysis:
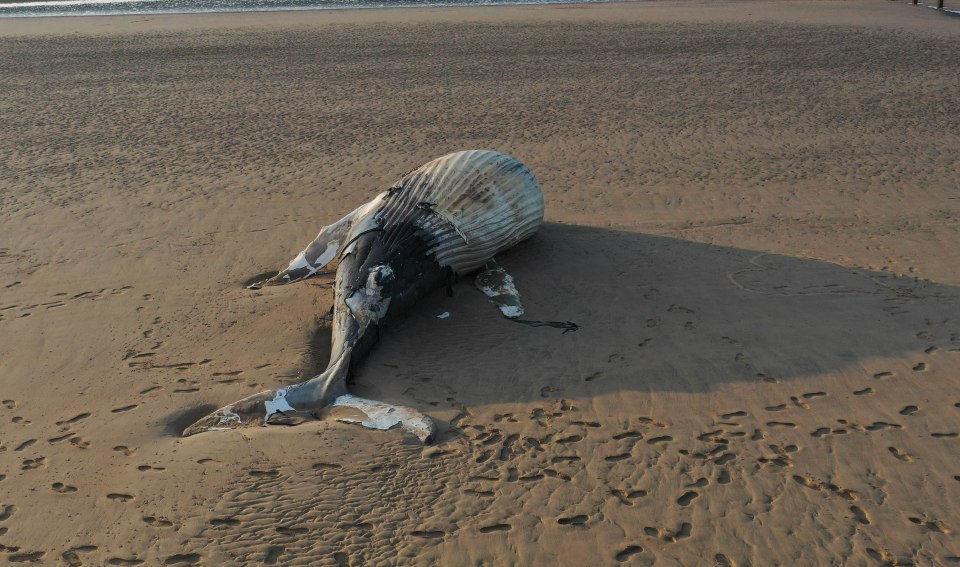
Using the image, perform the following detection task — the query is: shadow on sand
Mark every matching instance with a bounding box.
[170,222,960,435]
[342,222,959,406]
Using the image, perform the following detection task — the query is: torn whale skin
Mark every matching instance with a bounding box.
[183,150,544,443]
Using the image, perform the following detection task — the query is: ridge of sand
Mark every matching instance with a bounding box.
[1,1,959,565]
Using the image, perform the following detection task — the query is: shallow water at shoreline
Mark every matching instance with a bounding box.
[0,0,610,18]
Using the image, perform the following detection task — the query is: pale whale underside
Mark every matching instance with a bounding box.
[275,149,545,283]
[183,150,547,442]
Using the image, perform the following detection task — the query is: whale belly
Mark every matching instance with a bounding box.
[374,149,544,275]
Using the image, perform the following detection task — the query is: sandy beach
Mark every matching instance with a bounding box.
[1,1,960,564]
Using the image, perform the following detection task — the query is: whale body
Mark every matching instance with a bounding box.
[183,150,544,442]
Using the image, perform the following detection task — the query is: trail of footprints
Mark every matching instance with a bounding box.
[2,336,952,564]
[0,285,133,323]
[446,344,953,564]
[175,356,960,567]
[0,398,185,564]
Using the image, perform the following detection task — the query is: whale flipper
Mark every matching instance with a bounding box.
[251,197,386,288]
[475,262,524,319]
[476,262,580,333]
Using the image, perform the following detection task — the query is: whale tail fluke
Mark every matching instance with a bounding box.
[182,349,352,437]
[181,350,437,443]
[181,388,306,435]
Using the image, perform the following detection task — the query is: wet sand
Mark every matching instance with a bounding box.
[1,1,960,564]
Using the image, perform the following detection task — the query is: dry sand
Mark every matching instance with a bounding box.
[1,1,960,565]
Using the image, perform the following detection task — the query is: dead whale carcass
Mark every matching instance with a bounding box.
[183,150,545,442]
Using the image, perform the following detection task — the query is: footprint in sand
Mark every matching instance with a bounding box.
[721,410,748,419]
[605,453,631,462]
[0,504,17,521]
[107,493,134,502]
[802,392,827,399]
[275,525,308,536]
[144,516,174,527]
[610,489,647,506]
[163,553,201,565]
[49,433,76,446]
[9,551,46,563]
[792,475,857,500]
[866,422,902,432]
[615,545,644,562]
[56,413,91,427]
[61,545,98,567]
[851,506,870,525]
[676,491,699,506]
[106,557,144,565]
[21,457,46,471]
[888,446,913,462]
[52,482,78,494]
[248,469,280,478]
[264,546,284,565]
[613,431,642,440]
[644,522,692,543]
[908,516,950,534]
[698,430,724,442]
[714,453,736,465]
[557,515,588,526]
